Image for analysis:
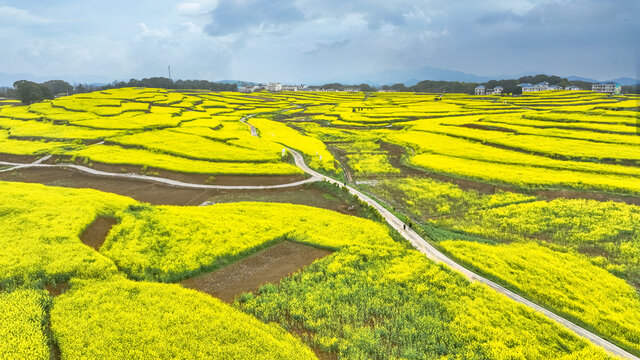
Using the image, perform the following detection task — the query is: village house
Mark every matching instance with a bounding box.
[565,85,581,90]
[238,84,263,93]
[281,85,302,91]
[266,82,282,92]
[592,82,621,95]
[518,81,550,92]
[475,85,503,95]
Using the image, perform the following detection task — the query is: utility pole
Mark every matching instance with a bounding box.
[168,66,171,79]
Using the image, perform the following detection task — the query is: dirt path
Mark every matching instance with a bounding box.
[0,157,321,190]
[181,241,331,303]
[240,114,258,137]
[0,154,51,173]
[0,168,362,212]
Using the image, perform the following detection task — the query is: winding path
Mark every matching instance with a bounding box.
[0,154,52,173]
[0,154,320,190]
[291,149,638,360]
[0,149,636,358]
[239,115,258,137]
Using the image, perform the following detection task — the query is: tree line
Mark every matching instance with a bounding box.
[5,77,238,105]
[3,74,636,105]
[381,74,630,95]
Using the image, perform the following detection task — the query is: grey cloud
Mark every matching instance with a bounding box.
[304,39,350,55]
[299,0,420,30]
[1,0,637,84]
[205,0,305,36]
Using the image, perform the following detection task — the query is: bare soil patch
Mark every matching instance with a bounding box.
[45,282,70,297]
[0,167,219,205]
[243,95,276,102]
[0,152,40,163]
[80,216,117,250]
[180,241,332,303]
[0,168,365,213]
[209,187,361,216]
[460,123,516,133]
[535,188,640,206]
[379,141,424,176]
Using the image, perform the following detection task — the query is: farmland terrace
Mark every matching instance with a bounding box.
[1,88,640,360]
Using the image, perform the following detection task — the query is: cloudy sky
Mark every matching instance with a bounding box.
[0,0,638,84]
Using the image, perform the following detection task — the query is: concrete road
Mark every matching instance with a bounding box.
[288,148,638,360]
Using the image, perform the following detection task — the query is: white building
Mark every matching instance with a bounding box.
[548,85,563,91]
[518,81,550,92]
[475,85,503,95]
[266,82,282,92]
[592,82,621,95]
[281,85,300,92]
[565,85,581,91]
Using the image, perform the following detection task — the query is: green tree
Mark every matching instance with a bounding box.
[13,80,53,105]
[42,80,73,96]
[358,83,375,92]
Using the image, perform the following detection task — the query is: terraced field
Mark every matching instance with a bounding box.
[0,88,336,181]
[1,88,639,359]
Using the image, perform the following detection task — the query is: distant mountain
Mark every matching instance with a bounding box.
[328,66,495,86]
[567,76,638,85]
[566,75,599,83]
[606,77,639,86]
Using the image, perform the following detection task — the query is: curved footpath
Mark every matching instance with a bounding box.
[290,149,638,360]
[0,149,636,359]
[0,155,320,190]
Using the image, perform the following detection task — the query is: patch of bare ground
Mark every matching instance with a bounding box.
[45,283,70,297]
[80,216,117,250]
[0,152,40,163]
[460,123,516,133]
[242,95,276,102]
[0,167,223,205]
[45,155,309,186]
[0,168,365,213]
[379,141,424,176]
[180,241,332,303]
[534,188,640,206]
[209,186,361,216]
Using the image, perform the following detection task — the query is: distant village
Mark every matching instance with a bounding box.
[239,80,624,95]
[475,81,622,95]
[238,83,363,93]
